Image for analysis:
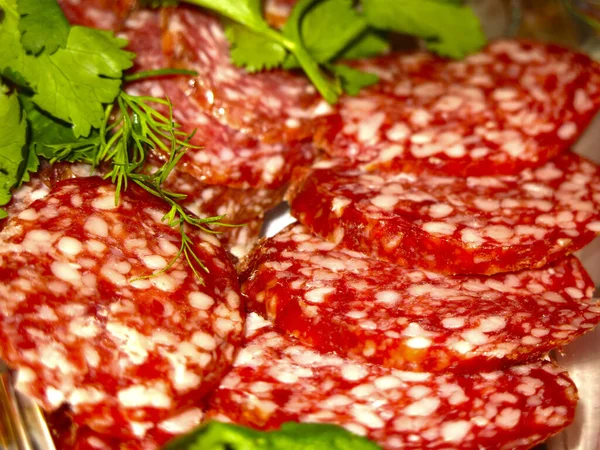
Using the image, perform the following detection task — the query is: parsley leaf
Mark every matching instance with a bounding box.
[340,30,389,60]
[362,0,486,59]
[0,88,27,215]
[24,27,134,137]
[331,63,379,95]
[17,0,70,55]
[164,421,382,450]
[224,21,287,72]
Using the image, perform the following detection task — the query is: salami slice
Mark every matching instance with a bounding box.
[288,152,600,275]
[241,224,599,372]
[163,169,284,226]
[48,404,205,450]
[162,6,333,144]
[0,177,244,439]
[209,313,578,450]
[57,0,135,31]
[316,41,600,176]
[123,11,316,190]
[220,218,263,264]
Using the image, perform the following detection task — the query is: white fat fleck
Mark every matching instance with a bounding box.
[304,287,335,304]
[46,387,65,408]
[374,375,403,390]
[462,329,489,345]
[69,317,100,338]
[341,363,369,381]
[422,222,456,236]
[191,331,217,351]
[92,195,117,210]
[358,112,386,142]
[404,397,441,416]
[57,236,83,256]
[117,384,172,409]
[331,197,351,217]
[479,316,507,333]
[386,123,410,141]
[142,255,168,270]
[51,261,81,284]
[370,194,399,210]
[107,322,152,365]
[189,292,215,310]
[375,290,401,305]
[406,336,432,349]
[442,317,465,329]
[452,340,474,354]
[150,274,177,292]
[68,387,106,406]
[441,420,471,443]
[158,408,204,434]
[429,204,454,219]
[84,215,109,237]
[496,407,522,429]
[352,404,385,429]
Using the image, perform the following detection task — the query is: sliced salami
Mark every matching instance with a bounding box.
[123,11,316,190]
[48,404,205,450]
[220,218,263,264]
[209,314,578,450]
[162,6,333,144]
[0,177,244,439]
[317,41,600,176]
[57,0,135,31]
[288,152,600,275]
[241,224,599,372]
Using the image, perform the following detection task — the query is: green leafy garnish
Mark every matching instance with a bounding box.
[142,0,485,103]
[164,421,382,450]
[361,0,487,59]
[0,0,226,281]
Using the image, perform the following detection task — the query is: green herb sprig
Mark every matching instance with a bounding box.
[142,0,486,104]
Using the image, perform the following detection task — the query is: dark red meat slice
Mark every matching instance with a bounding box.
[123,11,316,190]
[317,41,600,176]
[288,152,600,275]
[164,169,284,226]
[0,177,244,439]
[57,0,135,30]
[162,6,334,144]
[241,224,599,372]
[209,313,578,450]
[48,404,205,449]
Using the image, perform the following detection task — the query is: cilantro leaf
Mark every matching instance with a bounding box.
[361,0,486,58]
[331,64,379,95]
[0,88,27,211]
[224,21,286,72]
[17,0,70,55]
[284,0,367,64]
[340,30,389,60]
[164,421,382,450]
[24,27,134,137]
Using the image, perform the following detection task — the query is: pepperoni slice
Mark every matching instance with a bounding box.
[241,224,599,372]
[123,11,316,190]
[162,6,333,145]
[0,177,244,439]
[317,41,600,176]
[288,152,600,275]
[209,314,578,450]
[57,0,135,30]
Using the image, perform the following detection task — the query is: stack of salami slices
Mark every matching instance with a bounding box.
[1,1,600,450]
[231,42,600,449]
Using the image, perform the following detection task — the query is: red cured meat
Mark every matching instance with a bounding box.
[209,314,578,450]
[241,224,599,372]
[0,178,244,439]
[220,218,263,264]
[58,0,135,31]
[162,6,334,144]
[123,11,316,190]
[317,41,600,176]
[48,404,205,449]
[164,169,284,226]
[288,152,600,275]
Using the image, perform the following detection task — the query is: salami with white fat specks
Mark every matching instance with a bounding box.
[264,0,297,28]
[0,177,244,439]
[57,0,135,30]
[316,41,600,176]
[162,6,333,145]
[240,224,599,372]
[288,152,600,275]
[209,314,578,450]
[48,404,205,449]
[123,10,316,190]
